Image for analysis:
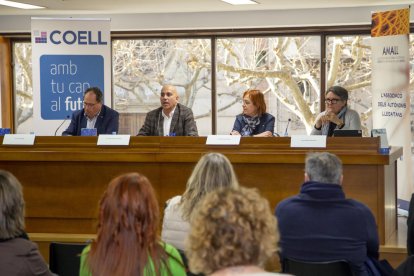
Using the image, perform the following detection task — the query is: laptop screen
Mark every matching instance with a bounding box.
[333,129,362,137]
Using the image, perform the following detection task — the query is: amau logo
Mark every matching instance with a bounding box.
[34,30,47,43]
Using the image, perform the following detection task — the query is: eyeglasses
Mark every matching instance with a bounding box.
[83,102,97,108]
[324,98,342,104]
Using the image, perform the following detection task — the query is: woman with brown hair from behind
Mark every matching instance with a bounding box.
[0,170,53,276]
[79,172,186,276]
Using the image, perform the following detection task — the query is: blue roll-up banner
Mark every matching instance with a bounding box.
[31,18,111,135]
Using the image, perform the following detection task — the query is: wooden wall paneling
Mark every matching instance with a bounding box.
[0,36,13,129]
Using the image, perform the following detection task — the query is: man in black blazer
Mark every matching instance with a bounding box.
[62,87,119,136]
[137,85,198,136]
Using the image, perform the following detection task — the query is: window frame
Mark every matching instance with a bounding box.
[5,23,414,133]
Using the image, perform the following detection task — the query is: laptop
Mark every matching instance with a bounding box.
[333,129,362,137]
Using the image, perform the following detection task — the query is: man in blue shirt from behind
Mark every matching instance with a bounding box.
[275,152,379,276]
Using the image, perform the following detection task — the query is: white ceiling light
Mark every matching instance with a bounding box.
[221,0,258,5]
[0,0,45,9]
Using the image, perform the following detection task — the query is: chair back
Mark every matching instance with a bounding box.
[49,242,88,276]
[177,249,204,276]
[282,257,354,276]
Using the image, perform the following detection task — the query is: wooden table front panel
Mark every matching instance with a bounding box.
[0,136,400,245]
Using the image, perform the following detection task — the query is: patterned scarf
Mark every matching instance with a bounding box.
[241,115,260,136]
[321,106,347,136]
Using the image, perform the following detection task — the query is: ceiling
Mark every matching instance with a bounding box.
[0,0,411,16]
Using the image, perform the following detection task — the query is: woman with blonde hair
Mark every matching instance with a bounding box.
[79,172,185,276]
[161,152,239,251]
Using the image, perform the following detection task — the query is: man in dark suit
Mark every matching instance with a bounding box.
[62,87,119,136]
[138,85,198,136]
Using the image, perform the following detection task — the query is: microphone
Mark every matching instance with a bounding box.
[284,118,291,136]
[54,115,70,136]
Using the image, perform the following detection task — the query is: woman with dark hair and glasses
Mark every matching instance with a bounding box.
[311,86,361,136]
[79,172,186,276]
[230,89,275,137]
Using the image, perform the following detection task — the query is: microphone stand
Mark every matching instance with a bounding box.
[54,116,70,136]
[284,118,291,136]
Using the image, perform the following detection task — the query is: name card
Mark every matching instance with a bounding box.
[206,135,241,145]
[97,135,130,146]
[81,128,97,136]
[3,134,36,145]
[290,135,326,148]
[371,128,390,154]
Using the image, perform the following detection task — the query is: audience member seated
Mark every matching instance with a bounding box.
[407,193,414,256]
[393,256,414,276]
[230,89,275,137]
[275,152,388,276]
[62,87,119,136]
[137,84,198,136]
[392,193,414,275]
[79,172,186,276]
[0,170,53,276]
[186,187,285,276]
[311,86,361,136]
[161,152,239,251]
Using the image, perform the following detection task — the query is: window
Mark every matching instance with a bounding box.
[112,39,212,135]
[13,42,32,133]
[10,29,414,139]
[216,36,321,135]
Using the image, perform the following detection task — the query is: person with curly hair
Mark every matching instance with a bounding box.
[161,152,239,251]
[79,172,186,276]
[186,187,285,276]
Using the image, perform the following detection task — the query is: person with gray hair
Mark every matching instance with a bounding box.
[311,86,361,136]
[275,152,381,276]
[161,152,239,251]
[305,150,342,184]
[0,170,53,275]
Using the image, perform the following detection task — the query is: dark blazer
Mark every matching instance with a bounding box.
[0,238,53,276]
[138,103,198,136]
[407,193,414,256]
[62,105,119,136]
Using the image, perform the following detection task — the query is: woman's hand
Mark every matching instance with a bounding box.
[253,131,273,137]
[230,130,241,136]
[318,111,343,126]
